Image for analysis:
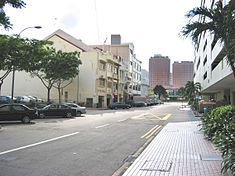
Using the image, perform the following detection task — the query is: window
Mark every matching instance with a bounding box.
[12,105,25,111]
[203,56,207,66]
[203,40,207,51]
[99,62,105,70]
[0,105,10,111]
[203,72,207,80]
[107,81,112,88]
[197,58,201,70]
[114,67,118,74]
[99,79,105,87]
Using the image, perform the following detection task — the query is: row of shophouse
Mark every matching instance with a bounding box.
[1,29,146,108]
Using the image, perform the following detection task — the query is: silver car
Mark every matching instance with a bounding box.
[63,103,86,116]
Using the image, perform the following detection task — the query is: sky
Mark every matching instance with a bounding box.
[1,0,200,70]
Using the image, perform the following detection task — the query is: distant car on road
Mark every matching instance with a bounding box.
[126,100,147,107]
[62,102,86,116]
[109,102,131,109]
[0,104,37,123]
[38,104,77,118]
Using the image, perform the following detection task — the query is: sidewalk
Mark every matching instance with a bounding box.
[122,121,223,176]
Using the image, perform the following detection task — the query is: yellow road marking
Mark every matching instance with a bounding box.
[148,113,162,120]
[161,113,172,120]
[145,125,162,139]
[141,124,160,139]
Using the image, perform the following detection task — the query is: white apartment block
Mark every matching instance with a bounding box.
[195,0,235,105]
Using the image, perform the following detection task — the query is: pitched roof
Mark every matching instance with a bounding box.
[44,29,95,52]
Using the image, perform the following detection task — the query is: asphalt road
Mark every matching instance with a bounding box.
[0,102,198,176]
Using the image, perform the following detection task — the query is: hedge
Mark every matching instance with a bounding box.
[201,105,235,174]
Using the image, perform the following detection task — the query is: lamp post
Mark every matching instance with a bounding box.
[11,26,42,103]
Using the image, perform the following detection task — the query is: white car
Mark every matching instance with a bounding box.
[63,103,86,116]
[16,96,31,103]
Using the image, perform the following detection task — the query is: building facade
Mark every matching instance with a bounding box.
[1,29,123,108]
[149,54,170,88]
[194,0,235,105]
[91,35,142,102]
[173,61,194,88]
[141,69,149,96]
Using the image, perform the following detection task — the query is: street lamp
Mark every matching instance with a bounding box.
[11,26,42,103]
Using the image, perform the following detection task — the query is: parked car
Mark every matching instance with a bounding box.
[0,96,11,104]
[15,96,31,103]
[62,102,86,116]
[109,102,131,109]
[38,104,77,118]
[0,96,16,104]
[126,100,147,107]
[0,104,37,123]
[132,101,147,107]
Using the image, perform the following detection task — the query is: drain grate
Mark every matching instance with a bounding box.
[200,154,222,161]
[140,160,173,172]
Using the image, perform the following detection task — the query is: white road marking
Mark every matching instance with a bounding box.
[95,124,110,129]
[0,132,80,156]
[118,119,128,122]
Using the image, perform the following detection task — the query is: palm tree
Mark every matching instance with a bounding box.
[153,85,167,99]
[184,81,201,105]
[177,87,185,97]
[182,0,235,78]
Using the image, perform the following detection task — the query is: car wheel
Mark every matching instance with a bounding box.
[66,112,72,118]
[22,116,31,123]
[39,113,45,119]
[77,111,81,117]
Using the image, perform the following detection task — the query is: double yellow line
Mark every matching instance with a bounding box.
[141,114,171,139]
[141,124,162,139]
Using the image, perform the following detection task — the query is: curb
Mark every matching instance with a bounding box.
[112,127,163,176]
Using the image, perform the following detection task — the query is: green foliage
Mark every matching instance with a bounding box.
[30,46,81,102]
[184,81,201,105]
[0,34,27,70]
[153,85,167,99]
[177,87,185,96]
[0,0,26,29]
[182,0,235,77]
[201,105,235,174]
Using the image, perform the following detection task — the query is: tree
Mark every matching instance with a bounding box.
[153,85,167,99]
[184,81,201,105]
[30,48,81,103]
[50,50,81,104]
[177,87,185,97]
[0,34,29,94]
[182,0,235,78]
[0,0,26,29]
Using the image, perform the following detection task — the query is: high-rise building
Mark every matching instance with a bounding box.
[149,54,170,88]
[173,61,194,88]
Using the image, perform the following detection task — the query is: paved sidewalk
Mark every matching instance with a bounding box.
[122,121,223,176]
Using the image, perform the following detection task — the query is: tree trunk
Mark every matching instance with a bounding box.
[47,87,51,103]
[58,86,61,104]
[0,80,3,96]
